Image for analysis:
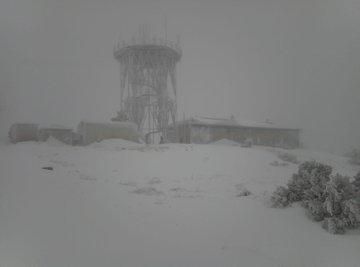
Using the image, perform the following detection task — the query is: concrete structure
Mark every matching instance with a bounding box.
[77,121,141,145]
[37,126,74,145]
[8,123,39,143]
[168,116,300,148]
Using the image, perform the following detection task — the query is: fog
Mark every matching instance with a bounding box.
[1,0,359,154]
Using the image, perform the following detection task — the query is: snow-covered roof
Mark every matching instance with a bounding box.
[79,120,137,126]
[190,116,238,127]
[178,116,299,130]
[38,124,72,130]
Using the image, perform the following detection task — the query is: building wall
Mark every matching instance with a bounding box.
[38,128,73,145]
[190,125,211,143]
[8,123,39,143]
[77,121,140,145]
[187,125,299,148]
[167,124,192,143]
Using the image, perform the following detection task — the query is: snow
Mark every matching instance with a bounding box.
[88,138,141,150]
[0,141,359,267]
[45,136,69,146]
[211,138,241,146]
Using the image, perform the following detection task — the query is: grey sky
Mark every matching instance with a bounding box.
[1,0,359,153]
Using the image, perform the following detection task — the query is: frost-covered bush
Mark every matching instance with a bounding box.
[323,175,355,216]
[270,186,291,208]
[341,198,360,228]
[346,148,360,165]
[235,184,251,197]
[270,161,360,234]
[271,161,331,208]
[321,217,345,234]
[305,200,326,221]
[297,161,332,187]
[287,173,310,202]
[352,172,360,192]
[277,152,299,164]
[289,161,331,203]
[320,179,360,234]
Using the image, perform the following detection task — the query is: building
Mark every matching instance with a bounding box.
[167,116,300,148]
[37,125,74,145]
[77,121,141,145]
[8,123,39,143]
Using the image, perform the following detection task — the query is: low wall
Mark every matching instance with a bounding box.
[77,121,141,145]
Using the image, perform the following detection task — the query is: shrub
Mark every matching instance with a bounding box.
[289,161,331,202]
[305,200,326,221]
[323,175,355,215]
[321,217,345,234]
[346,148,360,165]
[352,172,360,191]
[235,184,252,197]
[341,198,360,228]
[270,186,291,208]
[270,161,360,234]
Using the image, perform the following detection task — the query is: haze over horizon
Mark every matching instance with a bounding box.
[1,0,360,154]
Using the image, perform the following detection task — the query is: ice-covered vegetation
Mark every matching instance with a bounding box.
[271,161,360,234]
[346,148,360,165]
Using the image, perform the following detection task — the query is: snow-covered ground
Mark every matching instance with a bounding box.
[0,139,359,267]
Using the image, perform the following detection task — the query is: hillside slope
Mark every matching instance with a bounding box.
[0,140,359,267]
